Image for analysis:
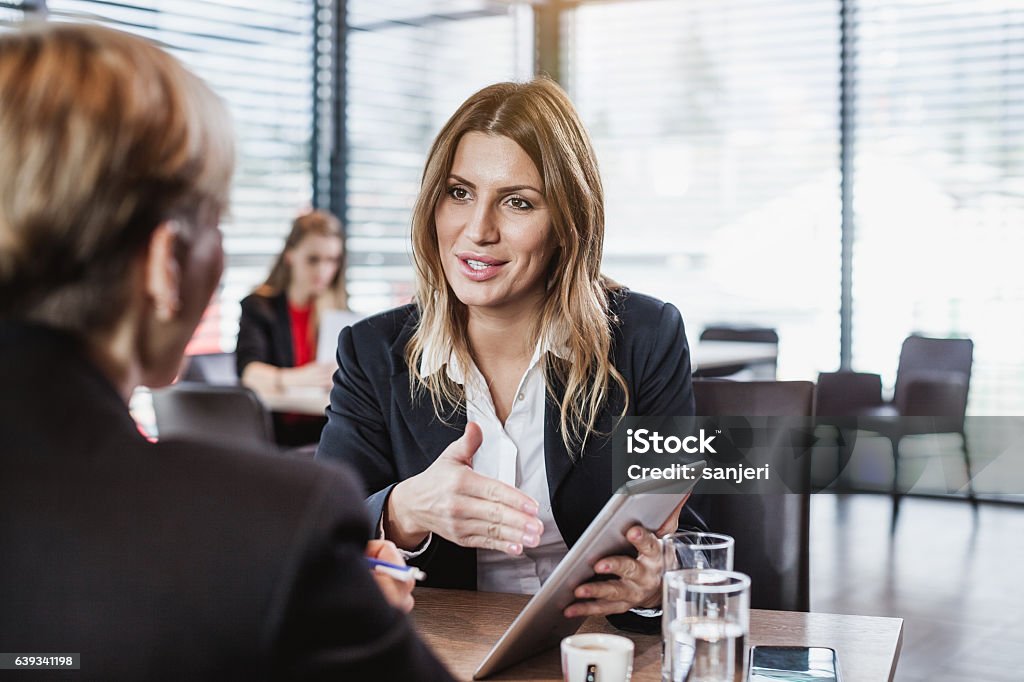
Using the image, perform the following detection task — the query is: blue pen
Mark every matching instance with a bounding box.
[366,557,427,583]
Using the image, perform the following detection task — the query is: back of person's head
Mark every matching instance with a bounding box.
[0,22,234,335]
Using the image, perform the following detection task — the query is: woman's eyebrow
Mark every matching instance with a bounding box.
[448,173,541,195]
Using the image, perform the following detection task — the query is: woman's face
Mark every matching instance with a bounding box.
[286,234,343,301]
[435,132,556,317]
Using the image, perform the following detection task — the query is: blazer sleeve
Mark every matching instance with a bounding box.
[236,296,278,376]
[269,466,454,681]
[634,300,695,417]
[315,324,397,530]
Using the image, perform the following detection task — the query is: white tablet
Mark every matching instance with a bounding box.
[473,462,705,679]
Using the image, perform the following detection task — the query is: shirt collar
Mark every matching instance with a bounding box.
[419,331,570,385]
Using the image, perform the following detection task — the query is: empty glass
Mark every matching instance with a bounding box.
[664,570,751,682]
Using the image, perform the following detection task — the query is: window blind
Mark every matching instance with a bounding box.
[849,0,1024,413]
[45,0,317,352]
[345,0,534,313]
[564,0,842,381]
[0,0,27,26]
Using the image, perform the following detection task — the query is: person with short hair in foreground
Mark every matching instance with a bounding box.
[0,22,452,681]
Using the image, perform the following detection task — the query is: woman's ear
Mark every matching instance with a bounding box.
[145,221,182,322]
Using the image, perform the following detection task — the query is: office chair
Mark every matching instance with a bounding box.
[690,379,814,612]
[152,382,274,448]
[180,352,239,386]
[816,335,975,505]
[694,325,779,379]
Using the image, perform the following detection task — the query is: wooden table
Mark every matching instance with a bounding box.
[412,588,903,682]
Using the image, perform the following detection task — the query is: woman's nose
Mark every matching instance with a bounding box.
[463,203,499,244]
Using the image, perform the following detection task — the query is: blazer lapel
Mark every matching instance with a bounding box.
[543,364,575,504]
[388,321,466,468]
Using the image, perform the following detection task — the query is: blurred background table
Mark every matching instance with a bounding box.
[255,340,779,417]
[412,588,903,682]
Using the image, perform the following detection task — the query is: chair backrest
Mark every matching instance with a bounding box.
[699,326,779,345]
[893,335,973,416]
[152,382,274,448]
[694,379,813,417]
[180,352,239,386]
[696,326,779,379]
[690,379,813,612]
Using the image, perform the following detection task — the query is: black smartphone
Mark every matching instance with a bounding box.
[748,646,842,682]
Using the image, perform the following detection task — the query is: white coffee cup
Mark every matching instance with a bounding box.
[561,633,634,682]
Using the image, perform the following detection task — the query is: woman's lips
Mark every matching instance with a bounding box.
[457,254,507,282]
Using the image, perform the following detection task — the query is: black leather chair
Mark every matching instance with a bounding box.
[816,335,974,502]
[152,382,274,448]
[180,352,239,386]
[694,326,779,380]
[691,379,814,612]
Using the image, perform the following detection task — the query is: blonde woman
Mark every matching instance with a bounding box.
[0,23,450,679]
[237,210,347,444]
[317,79,697,625]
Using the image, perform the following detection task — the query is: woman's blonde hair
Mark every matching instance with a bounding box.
[255,209,347,353]
[0,22,234,334]
[406,78,627,454]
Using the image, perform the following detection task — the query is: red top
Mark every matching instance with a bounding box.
[288,302,314,367]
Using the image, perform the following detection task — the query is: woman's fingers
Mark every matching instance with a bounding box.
[564,592,633,619]
[459,468,539,515]
[372,572,415,613]
[447,497,542,542]
[626,525,661,557]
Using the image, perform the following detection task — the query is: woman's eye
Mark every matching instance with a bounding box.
[447,186,470,201]
[507,196,533,211]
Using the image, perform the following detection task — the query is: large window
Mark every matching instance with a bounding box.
[344,0,534,312]
[44,0,317,352]
[564,0,842,381]
[850,0,1024,414]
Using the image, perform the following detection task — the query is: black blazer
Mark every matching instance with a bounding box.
[236,292,293,376]
[316,289,697,592]
[0,322,453,681]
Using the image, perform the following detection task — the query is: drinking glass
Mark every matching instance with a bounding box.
[664,570,751,682]
[661,532,735,682]
[662,531,734,573]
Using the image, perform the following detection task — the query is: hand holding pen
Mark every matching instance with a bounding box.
[367,557,427,583]
[365,540,418,613]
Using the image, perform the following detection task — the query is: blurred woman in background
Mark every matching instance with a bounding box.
[237,210,348,445]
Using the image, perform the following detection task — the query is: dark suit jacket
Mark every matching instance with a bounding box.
[0,322,453,681]
[316,289,698,594]
[236,292,293,376]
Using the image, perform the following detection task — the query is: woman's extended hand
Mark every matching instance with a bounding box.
[564,525,664,618]
[385,422,543,556]
[365,539,415,613]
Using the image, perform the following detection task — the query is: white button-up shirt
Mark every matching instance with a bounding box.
[420,337,570,594]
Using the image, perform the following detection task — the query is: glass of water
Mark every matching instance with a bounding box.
[662,531,735,572]
[661,532,734,681]
[664,569,750,682]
